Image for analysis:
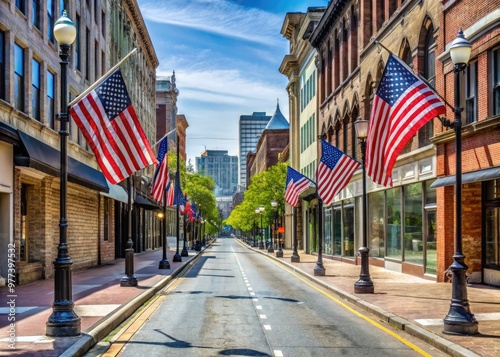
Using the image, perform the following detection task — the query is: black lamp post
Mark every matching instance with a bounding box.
[268,200,276,253]
[173,136,182,263]
[353,119,374,294]
[257,206,265,249]
[314,199,325,276]
[181,193,189,257]
[253,214,257,247]
[121,177,138,287]
[291,207,300,262]
[274,200,283,257]
[443,29,478,335]
[46,11,80,337]
[158,192,170,269]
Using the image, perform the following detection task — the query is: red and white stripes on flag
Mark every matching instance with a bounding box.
[150,137,170,205]
[316,140,360,206]
[366,54,446,187]
[285,166,313,207]
[70,69,157,184]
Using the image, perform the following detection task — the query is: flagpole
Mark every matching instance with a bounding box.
[153,128,177,148]
[173,135,182,262]
[68,48,137,107]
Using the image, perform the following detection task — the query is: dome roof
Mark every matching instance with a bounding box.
[265,101,289,130]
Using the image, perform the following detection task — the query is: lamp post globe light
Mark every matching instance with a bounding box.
[268,200,276,253]
[443,29,478,335]
[353,119,374,294]
[46,11,81,337]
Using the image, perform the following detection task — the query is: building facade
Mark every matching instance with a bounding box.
[0,0,160,285]
[238,111,271,187]
[195,150,238,197]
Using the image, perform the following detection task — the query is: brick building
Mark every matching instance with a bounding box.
[0,1,159,284]
[433,1,500,283]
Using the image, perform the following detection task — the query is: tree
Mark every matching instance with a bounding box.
[226,162,287,234]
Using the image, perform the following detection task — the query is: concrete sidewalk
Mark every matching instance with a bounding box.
[1,237,500,357]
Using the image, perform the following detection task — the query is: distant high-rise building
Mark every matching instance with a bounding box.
[238,112,271,187]
[195,150,239,197]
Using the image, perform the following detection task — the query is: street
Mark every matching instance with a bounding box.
[96,238,446,357]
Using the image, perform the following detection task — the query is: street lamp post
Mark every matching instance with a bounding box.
[268,200,276,253]
[46,11,80,337]
[291,207,300,262]
[443,29,478,335]
[273,200,283,257]
[314,199,326,276]
[353,119,374,294]
[254,210,259,247]
[158,206,170,269]
[258,206,265,249]
[181,193,189,257]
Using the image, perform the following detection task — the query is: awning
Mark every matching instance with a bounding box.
[15,131,109,192]
[0,122,19,145]
[134,194,159,210]
[100,179,130,204]
[431,167,500,188]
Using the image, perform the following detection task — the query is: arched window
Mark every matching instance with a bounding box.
[351,103,359,159]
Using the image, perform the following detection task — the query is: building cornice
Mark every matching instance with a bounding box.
[310,0,348,48]
[124,0,159,70]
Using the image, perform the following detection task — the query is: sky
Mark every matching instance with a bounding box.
[136,0,329,166]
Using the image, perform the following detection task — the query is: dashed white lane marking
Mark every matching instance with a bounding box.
[274,350,283,357]
[248,287,253,291]
[250,292,255,296]
[253,298,258,302]
[256,305,262,310]
[264,325,271,330]
[260,314,267,319]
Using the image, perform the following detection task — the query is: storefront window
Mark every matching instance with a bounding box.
[485,179,500,268]
[404,183,423,265]
[324,207,332,255]
[333,204,342,255]
[368,191,385,258]
[343,199,355,257]
[386,187,402,260]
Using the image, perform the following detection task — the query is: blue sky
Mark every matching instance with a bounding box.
[136,0,329,165]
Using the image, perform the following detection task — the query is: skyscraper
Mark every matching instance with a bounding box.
[196,150,239,197]
[238,112,271,187]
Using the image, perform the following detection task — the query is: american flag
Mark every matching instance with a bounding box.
[173,170,187,210]
[150,137,169,205]
[316,140,360,206]
[70,69,157,184]
[366,54,446,187]
[285,166,313,207]
[165,181,174,206]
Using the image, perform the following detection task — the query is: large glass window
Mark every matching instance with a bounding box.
[368,191,385,258]
[14,44,25,112]
[75,15,81,71]
[333,204,342,255]
[485,179,500,268]
[324,207,332,255]
[47,70,55,129]
[343,199,355,257]
[386,187,402,260]
[32,0,41,29]
[32,59,41,121]
[419,28,436,147]
[48,0,55,43]
[16,0,26,14]
[466,60,478,124]
[404,183,423,265]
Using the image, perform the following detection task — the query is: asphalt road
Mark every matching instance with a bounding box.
[110,237,447,357]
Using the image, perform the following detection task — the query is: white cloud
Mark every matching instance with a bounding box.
[139,0,283,46]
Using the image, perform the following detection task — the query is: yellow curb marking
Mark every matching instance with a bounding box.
[262,254,433,357]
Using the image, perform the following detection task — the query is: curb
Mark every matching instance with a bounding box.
[60,248,207,357]
[237,239,481,357]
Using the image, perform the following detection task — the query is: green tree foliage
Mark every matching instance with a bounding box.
[226,162,287,233]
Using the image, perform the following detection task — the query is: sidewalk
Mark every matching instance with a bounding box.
[1,238,500,357]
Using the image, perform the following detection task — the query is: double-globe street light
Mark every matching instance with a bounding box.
[442,29,478,335]
[353,119,374,294]
[46,11,80,337]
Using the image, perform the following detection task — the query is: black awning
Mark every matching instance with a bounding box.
[134,194,159,210]
[15,131,109,192]
[0,122,20,145]
[431,167,500,188]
